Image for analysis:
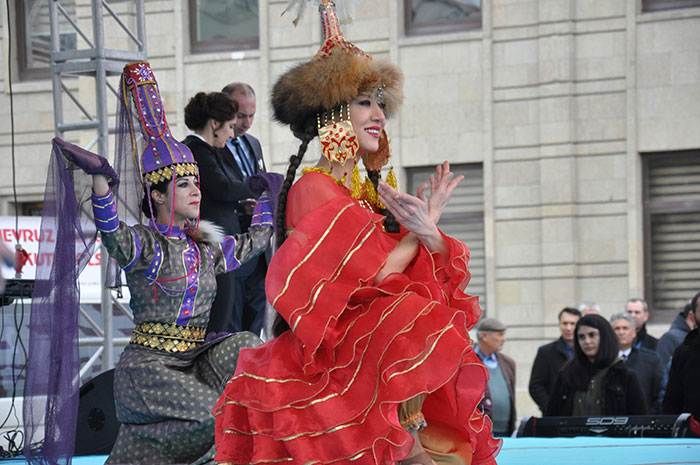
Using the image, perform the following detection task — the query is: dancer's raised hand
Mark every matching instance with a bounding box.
[415,162,464,224]
[377,181,447,256]
[53,138,116,195]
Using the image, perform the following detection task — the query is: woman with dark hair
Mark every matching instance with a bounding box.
[184,91,238,148]
[213,2,500,465]
[546,314,647,416]
[64,63,276,464]
[182,92,258,334]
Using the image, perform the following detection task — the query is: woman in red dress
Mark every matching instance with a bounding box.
[213,2,500,464]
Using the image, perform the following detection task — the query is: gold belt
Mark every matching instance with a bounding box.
[130,321,206,353]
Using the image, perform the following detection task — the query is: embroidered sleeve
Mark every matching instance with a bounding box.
[250,192,274,228]
[92,190,119,234]
[212,193,273,274]
[92,189,151,272]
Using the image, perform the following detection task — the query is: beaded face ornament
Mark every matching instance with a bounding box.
[318,103,359,166]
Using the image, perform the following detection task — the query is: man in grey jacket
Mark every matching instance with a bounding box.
[474,318,516,436]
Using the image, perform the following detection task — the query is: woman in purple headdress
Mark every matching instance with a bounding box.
[76,62,277,464]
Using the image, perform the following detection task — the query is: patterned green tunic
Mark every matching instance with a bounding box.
[92,189,272,464]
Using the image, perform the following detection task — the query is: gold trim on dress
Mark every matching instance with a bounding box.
[272,203,354,308]
[129,321,206,352]
[291,219,376,335]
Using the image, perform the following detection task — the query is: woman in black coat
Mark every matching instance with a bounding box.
[182,92,254,334]
[546,314,648,416]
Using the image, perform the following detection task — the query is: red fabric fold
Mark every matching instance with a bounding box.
[214,173,500,464]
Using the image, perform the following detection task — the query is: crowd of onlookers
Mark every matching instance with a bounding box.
[473,295,700,436]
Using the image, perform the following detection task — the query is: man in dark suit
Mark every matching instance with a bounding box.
[657,301,696,368]
[474,318,516,436]
[627,298,659,351]
[528,307,581,413]
[663,292,700,419]
[611,312,663,413]
[220,82,268,335]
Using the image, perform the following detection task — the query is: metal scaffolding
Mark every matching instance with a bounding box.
[49,0,147,376]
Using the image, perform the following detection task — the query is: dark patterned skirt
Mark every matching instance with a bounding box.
[106,331,260,465]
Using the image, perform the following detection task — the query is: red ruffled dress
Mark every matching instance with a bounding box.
[214,172,500,464]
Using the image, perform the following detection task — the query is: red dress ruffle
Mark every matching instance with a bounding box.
[214,172,500,464]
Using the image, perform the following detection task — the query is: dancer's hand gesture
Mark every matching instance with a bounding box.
[415,162,463,224]
[378,181,437,241]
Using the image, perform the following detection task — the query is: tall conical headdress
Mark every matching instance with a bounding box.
[122,62,198,185]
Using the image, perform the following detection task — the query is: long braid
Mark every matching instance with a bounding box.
[272,124,316,337]
[275,138,311,247]
[367,170,400,233]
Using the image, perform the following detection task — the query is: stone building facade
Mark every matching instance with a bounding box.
[1,0,700,418]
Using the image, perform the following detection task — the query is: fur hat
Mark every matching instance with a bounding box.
[272,1,403,133]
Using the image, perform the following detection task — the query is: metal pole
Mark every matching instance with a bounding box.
[93,0,114,370]
[49,0,63,139]
[136,0,147,55]
[50,0,147,376]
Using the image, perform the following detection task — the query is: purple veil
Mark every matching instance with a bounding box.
[23,139,118,464]
[22,64,146,463]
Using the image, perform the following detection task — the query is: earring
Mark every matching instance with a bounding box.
[350,161,363,200]
[386,165,397,190]
[361,129,391,172]
[213,132,218,139]
[318,104,358,166]
[156,199,165,205]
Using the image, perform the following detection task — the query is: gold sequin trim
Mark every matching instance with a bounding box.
[129,321,206,352]
[144,162,199,184]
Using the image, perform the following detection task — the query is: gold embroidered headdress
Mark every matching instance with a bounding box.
[271,0,402,177]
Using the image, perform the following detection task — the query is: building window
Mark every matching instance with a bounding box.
[406,163,486,309]
[404,0,481,36]
[642,0,700,12]
[189,0,259,53]
[643,151,700,321]
[18,201,44,217]
[16,0,77,80]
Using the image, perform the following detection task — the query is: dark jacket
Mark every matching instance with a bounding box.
[657,312,692,367]
[662,329,700,419]
[221,133,266,184]
[634,323,659,351]
[477,351,516,435]
[545,360,648,417]
[184,135,251,236]
[529,337,572,413]
[220,133,266,278]
[624,347,663,413]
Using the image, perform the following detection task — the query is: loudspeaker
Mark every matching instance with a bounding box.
[74,369,119,456]
[516,414,698,438]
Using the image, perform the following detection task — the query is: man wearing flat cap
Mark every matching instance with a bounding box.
[474,317,516,436]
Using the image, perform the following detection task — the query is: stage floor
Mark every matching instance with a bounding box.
[498,437,700,464]
[4,437,700,464]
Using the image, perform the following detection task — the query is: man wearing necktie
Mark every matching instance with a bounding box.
[611,312,663,413]
[214,82,268,335]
